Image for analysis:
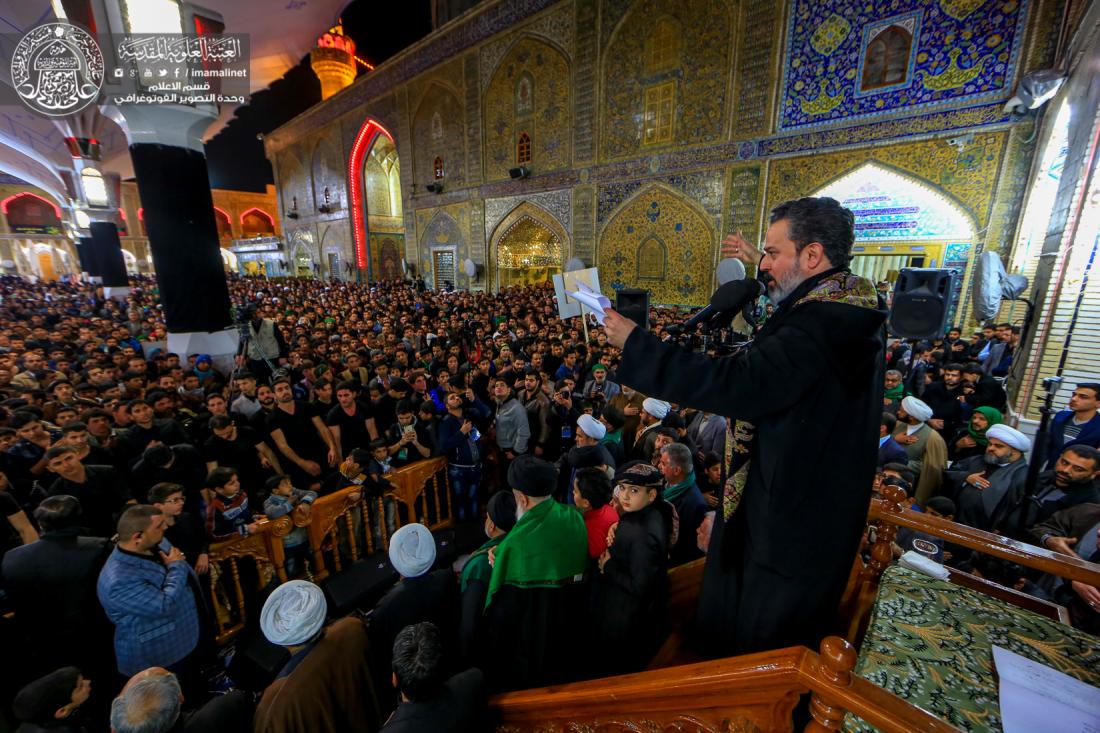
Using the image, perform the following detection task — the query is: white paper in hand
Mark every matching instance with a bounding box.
[993,645,1100,733]
[566,281,611,325]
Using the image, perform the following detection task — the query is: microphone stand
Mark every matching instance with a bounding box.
[1015,376,1061,540]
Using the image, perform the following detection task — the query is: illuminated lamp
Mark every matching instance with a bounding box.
[81,168,109,208]
[347,118,394,271]
[121,0,183,34]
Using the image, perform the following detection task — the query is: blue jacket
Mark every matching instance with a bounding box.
[878,436,909,468]
[96,545,201,675]
[1046,411,1100,469]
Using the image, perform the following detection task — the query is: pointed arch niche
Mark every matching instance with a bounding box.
[813,163,976,301]
[348,117,404,281]
[489,202,570,291]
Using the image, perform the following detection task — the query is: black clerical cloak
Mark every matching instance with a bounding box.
[617,269,886,656]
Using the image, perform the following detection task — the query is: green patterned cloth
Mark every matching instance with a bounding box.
[843,564,1100,733]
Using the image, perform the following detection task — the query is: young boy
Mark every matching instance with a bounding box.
[573,467,618,560]
[149,481,209,575]
[365,441,398,550]
[205,467,261,542]
[263,475,317,577]
[594,462,672,675]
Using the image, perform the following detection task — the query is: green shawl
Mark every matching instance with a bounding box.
[968,406,1004,446]
[884,383,906,402]
[600,429,622,445]
[663,471,696,503]
[460,535,503,592]
[484,498,588,610]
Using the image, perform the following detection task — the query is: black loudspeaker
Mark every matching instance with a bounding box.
[616,289,649,330]
[889,268,954,339]
[321,553,398,617]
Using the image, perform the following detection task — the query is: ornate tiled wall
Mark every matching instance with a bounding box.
[598,182,717,306]
[482,35,572,181]
[600,0,732,159]
[262,0,1066,309]
[778,0,1030,131]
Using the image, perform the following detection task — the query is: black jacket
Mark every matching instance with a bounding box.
[618,268,886,655]
[0,528,112,674]
[380,668,485,733]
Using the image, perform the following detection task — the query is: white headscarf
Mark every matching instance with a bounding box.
[260,580,327,647]
[577,414,606,440]
[642,398,670,420]
[987,424,1032,452]
[388,523,436,578]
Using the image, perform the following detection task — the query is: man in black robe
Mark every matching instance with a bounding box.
[605,197,886,656]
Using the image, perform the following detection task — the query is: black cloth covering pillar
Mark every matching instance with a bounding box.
[76,236,98,277]
[129,143,231,333]
[89,222,128,287]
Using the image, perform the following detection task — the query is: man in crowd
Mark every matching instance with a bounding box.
[483,455,588,689]
[892,396,947,506]
[1046,383,1100,469]
[878,413,908,468]
[947,424,1031,532]
[267,378,337,490]
[45,444,130,538]
[605,196,887,656]
[997,445,1100,539]
[492,378,530,461]
[657,442,707,565]
[632,398,669,462]
[255,580,380,733]
[97,506,203,685]
[920,362,966,438]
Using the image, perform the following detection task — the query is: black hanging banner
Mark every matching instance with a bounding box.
[129,143,232,334]
[76,236,98,276]
[89,222,128,288]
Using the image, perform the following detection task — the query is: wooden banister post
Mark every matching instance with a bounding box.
[805,636,858,733]
[859,483,906,585]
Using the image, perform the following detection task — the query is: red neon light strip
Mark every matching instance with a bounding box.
[138,207,144,221]
[117,208,126,221]
[347,118,393,269]
[239,206,274,226]
[1,191,62,218]
[213,205,231,222]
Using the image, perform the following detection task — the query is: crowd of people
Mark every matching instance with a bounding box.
[0,268,1096,732]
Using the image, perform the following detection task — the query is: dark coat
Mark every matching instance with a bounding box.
[946,455,1030,532]
[594,502,669,674]
[617,269,886,655]
[920,380,966,437]
[1045,411,1100,469]
[380,668,485,733]
[877,436,909,468]
[995,471,1100,541]
[668,483,708,566]
[0,528,112,675]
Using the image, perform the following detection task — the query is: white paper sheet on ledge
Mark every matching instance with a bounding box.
[565,281,611,325]
[993,645,1100,733]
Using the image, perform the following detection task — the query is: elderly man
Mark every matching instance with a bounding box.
[110,667,253,733]
[255,580,381,733]
[97,506,203,683]
[658,442,708,565]
[892,396,948,506]
[581,364,621,405]
[947,424,1031,532]
[631,398,670,462]
[482,455,588,690]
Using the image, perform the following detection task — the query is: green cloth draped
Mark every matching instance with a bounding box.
[884,383,906,402]
[601,429,622,445]
[968,406,1004,446]
[663,471,696,503]
[484,498,588,610]
[460,535,503,592]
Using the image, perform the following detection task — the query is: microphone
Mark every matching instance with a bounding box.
[668,277,765,334]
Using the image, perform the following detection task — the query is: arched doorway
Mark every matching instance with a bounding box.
[495,203,572,290]
[813,162,976,320]
[240,208,275,238]
[349,118,405,282]
[3,193,63,234]
[213,207,234,240]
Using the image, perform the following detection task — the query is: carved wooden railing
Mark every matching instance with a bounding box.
[206,514,291,644]
[386,456,453,530]
[839,483,1100,641]
[490,636,957,733]
[306,483,388,581]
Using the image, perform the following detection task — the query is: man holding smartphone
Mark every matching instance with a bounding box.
[439,387,492,521]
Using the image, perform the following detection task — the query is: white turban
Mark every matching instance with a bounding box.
[388,523,436,578]
[642,398,670,420]
[987,424,1031,453]
[577,414,606,440]
[260,580,327,647]
[901,396,933,423]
